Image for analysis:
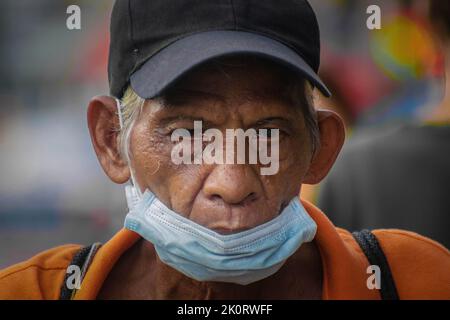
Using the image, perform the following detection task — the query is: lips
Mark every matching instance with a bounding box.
[192,205,270,235]
[187,194,282,235]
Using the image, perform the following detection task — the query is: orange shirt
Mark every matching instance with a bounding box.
[0,200,449,300]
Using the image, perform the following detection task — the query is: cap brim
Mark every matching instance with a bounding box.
[130,30,331,99]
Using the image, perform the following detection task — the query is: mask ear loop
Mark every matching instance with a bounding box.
[115,98,143,210]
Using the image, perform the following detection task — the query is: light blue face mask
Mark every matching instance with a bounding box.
[123,186,317,285]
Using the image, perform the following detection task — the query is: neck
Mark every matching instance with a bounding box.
[98,238,323,299]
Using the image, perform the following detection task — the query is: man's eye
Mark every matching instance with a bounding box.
[256,129,280,139]
[169,127,206,140]
[185,128,196,136]
[168,127,194,135]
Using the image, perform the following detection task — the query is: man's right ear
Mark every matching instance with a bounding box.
[87,96,130,184]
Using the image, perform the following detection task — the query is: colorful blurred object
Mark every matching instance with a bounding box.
[370,9,443,82]
[319,52,393,122]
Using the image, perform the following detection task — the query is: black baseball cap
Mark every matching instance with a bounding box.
[108,0,331,99]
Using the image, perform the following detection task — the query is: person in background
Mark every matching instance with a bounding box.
[318,0,450,248]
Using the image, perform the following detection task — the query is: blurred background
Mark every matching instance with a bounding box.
[0,0,447,268]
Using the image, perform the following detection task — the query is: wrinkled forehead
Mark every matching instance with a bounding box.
[161,55,305,101]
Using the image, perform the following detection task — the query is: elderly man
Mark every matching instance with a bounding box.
[0,0,449,300]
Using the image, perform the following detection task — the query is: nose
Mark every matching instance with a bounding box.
[203,164,261,206]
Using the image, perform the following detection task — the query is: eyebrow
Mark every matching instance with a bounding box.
[158,115,215,128]
[252,117,293,127]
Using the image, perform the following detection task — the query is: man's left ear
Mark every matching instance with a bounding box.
[303,110,345,184]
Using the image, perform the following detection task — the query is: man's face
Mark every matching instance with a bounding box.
[126,57,315,234]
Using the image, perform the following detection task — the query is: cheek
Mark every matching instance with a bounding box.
[165,165,208,215]
[129,121,171,196]
[130,121,207,214]
[266,137,312,194]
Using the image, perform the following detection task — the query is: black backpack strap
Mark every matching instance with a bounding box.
[352,229,400,300]
[60,242,102,300]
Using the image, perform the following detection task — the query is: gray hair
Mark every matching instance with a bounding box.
[117,87,164,165]
[117,81,320,164]
[286,80,320,155]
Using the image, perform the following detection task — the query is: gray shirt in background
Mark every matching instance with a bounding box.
[318,122,450,249]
